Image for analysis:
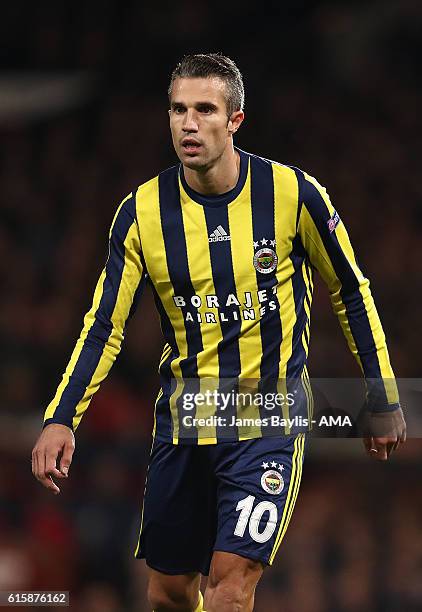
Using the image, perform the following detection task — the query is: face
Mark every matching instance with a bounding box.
[169,76,244,170]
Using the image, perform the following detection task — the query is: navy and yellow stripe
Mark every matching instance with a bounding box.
[250,155,282,430]
[136,176,178,442]
[204,202,241,441]
[227,162,263,440]
[179,179,224,443]
[158,168,202,443]
[296,169,399,410]
[44,193,146,431]
[272,163,301,433]
[269,433,305,564]
[44,148,399,440]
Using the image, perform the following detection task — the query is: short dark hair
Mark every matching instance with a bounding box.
[168,53,245,117]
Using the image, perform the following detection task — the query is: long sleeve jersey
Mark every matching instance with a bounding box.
[44,148,399,444]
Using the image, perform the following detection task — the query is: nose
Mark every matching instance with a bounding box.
[182,109,199,133]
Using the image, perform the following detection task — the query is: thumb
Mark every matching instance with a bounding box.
[60,443,74,476]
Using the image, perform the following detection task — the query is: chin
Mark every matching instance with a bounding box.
[180,154,208,171]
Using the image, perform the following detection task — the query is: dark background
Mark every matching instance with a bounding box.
[0,1,421,610]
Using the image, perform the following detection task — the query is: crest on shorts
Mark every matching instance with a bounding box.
[253,238,278,275]
[261,469,284,495]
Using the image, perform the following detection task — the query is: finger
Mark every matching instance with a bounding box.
[386,440,396,458]
[31,450,38,478]
[59,442,75,476]
[367,436,381,458]
[394,428,406,452]
[363,437,374,456]
[40,474,61,495]
[40,450,61,494]
[373,439,388,461]
[33,450,59,493]
[45,450,66,479]
[376,446,387,461]
[36,448,46,481]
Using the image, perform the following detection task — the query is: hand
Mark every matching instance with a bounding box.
[31,424,75,494]
[362,407,406,461]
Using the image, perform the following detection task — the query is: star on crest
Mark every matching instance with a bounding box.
[261,461,269,469]
[270,239,276,247]
[253,241,259,248]
[260,238,268,245]
[279,464,284,471]
[270,461,277,468]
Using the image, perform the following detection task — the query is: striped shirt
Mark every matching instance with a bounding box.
[44,148,399,443]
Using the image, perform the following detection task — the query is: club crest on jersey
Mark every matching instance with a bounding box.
[261,469,284,495]
[327,210,340,233]
[253,238,277,275]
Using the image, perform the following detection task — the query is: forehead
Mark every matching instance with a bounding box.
[170,76,227,106]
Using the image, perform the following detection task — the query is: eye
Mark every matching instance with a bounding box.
[172,106,185,114]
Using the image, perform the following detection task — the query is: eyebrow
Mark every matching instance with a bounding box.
[171,101,218,110]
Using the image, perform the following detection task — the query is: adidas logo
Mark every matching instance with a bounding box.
[208,225,231,242]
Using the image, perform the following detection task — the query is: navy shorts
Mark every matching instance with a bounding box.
[135,434,306,575]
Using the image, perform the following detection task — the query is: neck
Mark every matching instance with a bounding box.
[183,145,240,196]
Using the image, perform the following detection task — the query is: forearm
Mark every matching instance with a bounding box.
[43,324,123,430]
[331,279,400,411]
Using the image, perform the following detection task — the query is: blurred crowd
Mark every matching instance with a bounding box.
[1,1,421,610]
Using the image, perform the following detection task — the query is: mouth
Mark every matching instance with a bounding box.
[181,138,202,155]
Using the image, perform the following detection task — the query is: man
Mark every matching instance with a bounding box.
[32,54,406,611]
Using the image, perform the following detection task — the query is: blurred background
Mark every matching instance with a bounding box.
[0,0,421,610]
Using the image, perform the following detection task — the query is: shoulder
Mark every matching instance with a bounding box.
[277,165,333,215]
[244,149,291,172]
[135,164,179,194]
[132,164,179,203]
[241,149,334,208]
[246,150,313,189]
[246,151,319,209]
[244,150,300,192]
[287,168,336,229]
[116,164,179,223]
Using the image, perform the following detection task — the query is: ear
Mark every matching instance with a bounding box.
[227,110,244,135]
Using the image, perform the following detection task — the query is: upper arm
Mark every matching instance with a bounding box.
[297,171,365,295]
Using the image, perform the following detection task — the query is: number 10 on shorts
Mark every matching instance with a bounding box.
[234,495,278,543]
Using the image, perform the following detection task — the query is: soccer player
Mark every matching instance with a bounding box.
[32,54,406,611]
